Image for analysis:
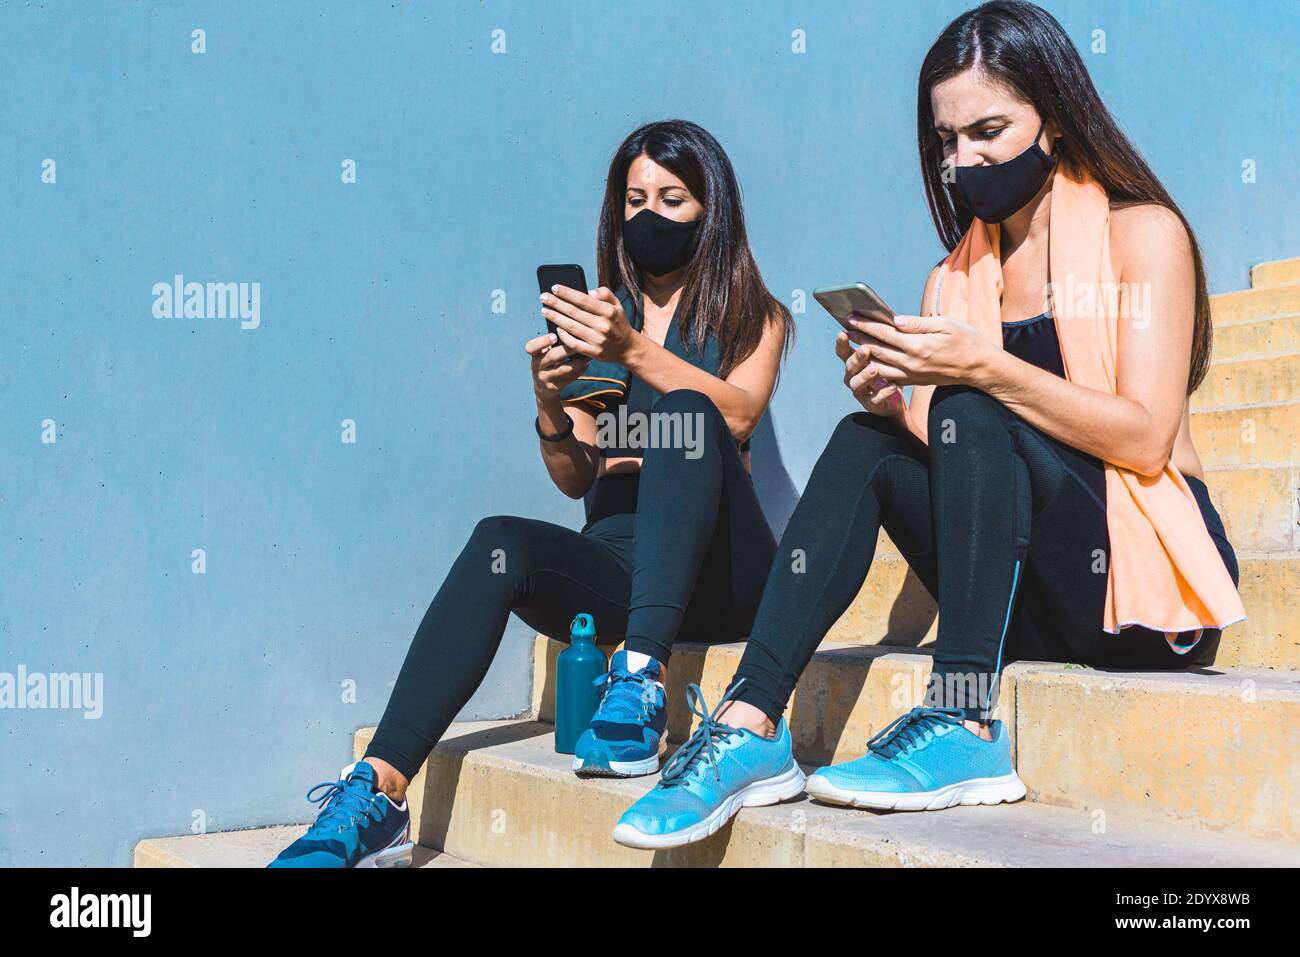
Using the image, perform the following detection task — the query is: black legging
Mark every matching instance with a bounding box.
[365,389,776,781]
[731,385,1240,724]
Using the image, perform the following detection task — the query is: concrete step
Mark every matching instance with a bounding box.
[1204,462,1298,553]
[1191,352,1300,410]
[360,718,1297,867]
[1225,554,1300,669]
[825,554,938,648]
[531,637,1300,840]
[1212,313,1300,361]
[1191,400,1300,467]
[820,552,1298,671]
[1251,258,1300,289]
[1211,283,1300,325]
[133,824,475,868]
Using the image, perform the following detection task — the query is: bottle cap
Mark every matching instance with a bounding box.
[570,612,596,642]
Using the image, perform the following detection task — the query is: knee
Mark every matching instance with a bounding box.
[828,409,904,452]
[651,388,724,426]
[927,385,1008,449]
[468,515,530,555]
[644,389,728,457]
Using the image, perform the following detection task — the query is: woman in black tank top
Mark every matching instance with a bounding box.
[270,120,796,866]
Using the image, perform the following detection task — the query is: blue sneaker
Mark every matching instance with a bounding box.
[805,706,1026,811]
[572,650,668,778]
[267,760,414,868]
[611,681,806,849]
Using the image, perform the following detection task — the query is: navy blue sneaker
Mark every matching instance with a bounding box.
[805,707,1026,811]
[572,650,667,778]
[268,760,414,868]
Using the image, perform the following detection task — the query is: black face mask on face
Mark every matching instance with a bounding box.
[953,121,1056,224]
[622,208,701,277]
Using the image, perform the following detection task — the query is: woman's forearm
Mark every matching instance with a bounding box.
[535,395,599,498]
[621,333,764,441]
[970,349,1176,476]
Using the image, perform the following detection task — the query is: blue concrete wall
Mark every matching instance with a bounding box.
[1,1,1295,865]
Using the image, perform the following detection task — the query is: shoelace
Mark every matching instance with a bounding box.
[659,679,746,786]
[590,666,660,723]
[305,775,379,835]
[866,706,965,760]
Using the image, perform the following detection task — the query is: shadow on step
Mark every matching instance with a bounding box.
[415,720,552,851]
[879,569,938,647]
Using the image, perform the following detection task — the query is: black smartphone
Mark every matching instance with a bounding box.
[536,264,588,362]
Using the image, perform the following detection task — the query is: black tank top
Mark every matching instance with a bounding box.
[1003,311,1109,509]
[1002,311,1065,376]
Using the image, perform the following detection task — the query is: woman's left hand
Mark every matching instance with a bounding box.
[846,313,995,387]
[541,286,638,364]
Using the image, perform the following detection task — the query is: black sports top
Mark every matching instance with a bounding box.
[560,286,751,458]
[1002,310,1109,507]
[1002,311,1065,376]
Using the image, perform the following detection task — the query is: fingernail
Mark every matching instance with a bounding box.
[895,315,909,327]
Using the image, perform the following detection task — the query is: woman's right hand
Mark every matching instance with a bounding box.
[527,332,591,403]
[836,329,904,416]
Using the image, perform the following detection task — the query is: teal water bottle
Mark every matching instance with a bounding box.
[554,613,606,754]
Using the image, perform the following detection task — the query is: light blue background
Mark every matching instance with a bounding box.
[2,1,1296,865]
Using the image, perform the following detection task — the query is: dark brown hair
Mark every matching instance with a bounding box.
[917,1,1211,391]
[596,119,794,379]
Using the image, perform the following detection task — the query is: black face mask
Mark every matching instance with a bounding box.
[622,209,701,277]
[953,122,1056,224]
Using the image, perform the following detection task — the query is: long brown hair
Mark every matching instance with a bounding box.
[596,119,794,379]
[917,1,1212,392]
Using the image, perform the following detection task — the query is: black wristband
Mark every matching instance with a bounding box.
[535,412,575,443]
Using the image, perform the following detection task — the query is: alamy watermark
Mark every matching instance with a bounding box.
[50,887,150,937]
[1045,276,1153,328]
[152,274,261,329]
[595,407,705,459]
[0,666,103,719]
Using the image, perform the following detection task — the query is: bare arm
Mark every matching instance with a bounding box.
[971,205,1194,475]
[620,315,786,443]
[526,332,601,498]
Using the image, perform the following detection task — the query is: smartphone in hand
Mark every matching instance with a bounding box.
[813,282,894,328]
[537,264,588,362]
[814,282,901,410]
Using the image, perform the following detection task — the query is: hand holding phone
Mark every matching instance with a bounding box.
[815,282,902,410]
[537,264,588,362]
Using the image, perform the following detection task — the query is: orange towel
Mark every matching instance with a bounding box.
[902,167,1246,636]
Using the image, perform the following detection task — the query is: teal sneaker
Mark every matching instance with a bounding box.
[611,681,806,849]
[805,706,1026,811]
[572,650,668,778]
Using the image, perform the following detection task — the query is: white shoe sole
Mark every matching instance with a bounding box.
[355,829,415,868]
[572,739,667,778]
[611,762,807,850]
[572,753,661,777]
[805,770,1027,811]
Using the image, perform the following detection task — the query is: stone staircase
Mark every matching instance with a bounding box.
[136,257,1300,868]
